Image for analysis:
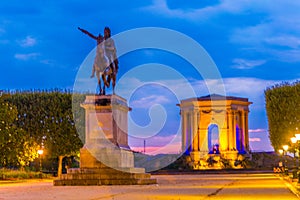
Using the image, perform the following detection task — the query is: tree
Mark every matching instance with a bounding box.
[7,90,83,176]
[265,81,300,150]
[0,93,39,169]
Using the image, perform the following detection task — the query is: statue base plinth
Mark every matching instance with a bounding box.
[53,147,156,186]
[53,168,156,186]
[53,95,156,186]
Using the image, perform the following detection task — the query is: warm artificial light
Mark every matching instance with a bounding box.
[37,149,44,155]
[291,137,297,144]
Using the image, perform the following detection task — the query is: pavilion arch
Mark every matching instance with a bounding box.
[207,124,219,154]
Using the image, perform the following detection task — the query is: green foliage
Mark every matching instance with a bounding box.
[6,90,83,158]
[0,168,51,179]
[265,81,300,150]
[0,94,39,168]
[1,90,85,174]
[72,93,86,144]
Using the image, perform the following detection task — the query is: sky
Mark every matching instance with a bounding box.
[1,0,300,154]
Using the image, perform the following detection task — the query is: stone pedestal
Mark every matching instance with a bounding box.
[190,151,209,162]
[54,95,156,186]
[222,150,239,160]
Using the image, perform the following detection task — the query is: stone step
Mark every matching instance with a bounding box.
[53,178,157,186]
[67,167,145,174]
[59,172,151,180]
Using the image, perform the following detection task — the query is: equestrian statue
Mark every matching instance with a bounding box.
[78,26,119,95]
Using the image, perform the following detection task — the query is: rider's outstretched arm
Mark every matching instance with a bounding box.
[78,27,98,40]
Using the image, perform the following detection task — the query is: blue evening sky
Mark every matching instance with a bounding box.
[1,0,300,154]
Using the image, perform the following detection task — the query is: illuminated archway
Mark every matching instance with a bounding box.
[208,124,219,154]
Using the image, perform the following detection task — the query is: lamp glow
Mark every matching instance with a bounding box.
[37,149,44,155]
[283,145,289,151]
[291,137,297,144]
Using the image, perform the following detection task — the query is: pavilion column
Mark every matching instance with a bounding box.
[181,110,187,153]
[199,110,208,153]
[197,112,201,152]
[220,121,228,151]
[199,128,208,152]
[220,112,228,151]
[228,111,233,151]
[233,111,237,150]
[244,111,249,152]
[241,110,246,151]
[192,110,199,151]
[187,112,192,153]
[186,111,193,152]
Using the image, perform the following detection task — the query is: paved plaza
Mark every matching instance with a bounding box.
[0,173,299,200]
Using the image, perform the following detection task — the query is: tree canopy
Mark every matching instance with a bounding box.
[265,81,300,150]
[0,93,39,168]
[1,90,85,175]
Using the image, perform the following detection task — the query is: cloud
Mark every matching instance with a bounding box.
[131,143,180,155]
[144,0,300,64]
[40,59,54,65]
[249,138,261,142]
[220,78,277,111]
[269,49,300,63]
[228,1,300,62]
[121,76,298,109]
[249,128,272,151]
[142,0,252,21]
[116,76,198,105]
[131,134,179,147]
[14,53,39,61]
[193,77,275,98]
[130,95,170,108]
[230,24,269,46]
[265,35,300,49]
[192,77,300,117]
[129,134,181,155]
[18,36,37,47]
[221,77,276,96]
[231,58,266,69]
[142,0,213,21]
[120,76,291,113]
[143,1,300,62]
[249,129,267,133]
[143,0,300,64]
